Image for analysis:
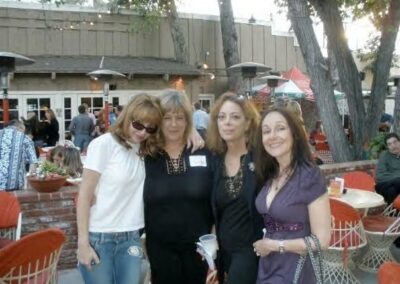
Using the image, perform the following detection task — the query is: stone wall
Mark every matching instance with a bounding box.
[12,160,377,270]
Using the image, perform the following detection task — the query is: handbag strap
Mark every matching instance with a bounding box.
[293,234,324,284]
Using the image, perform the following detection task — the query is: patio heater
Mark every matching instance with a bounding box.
[87,62,125,130]
[0,52,34,126]
[227,62,271,98]
[260,73,288,103]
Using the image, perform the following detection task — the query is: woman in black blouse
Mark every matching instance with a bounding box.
[143,89,213,284]
[44,108,60,146]
[206,92,263,284]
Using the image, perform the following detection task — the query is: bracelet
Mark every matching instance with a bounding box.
[278,240,285,254]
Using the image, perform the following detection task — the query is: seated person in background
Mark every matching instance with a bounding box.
[63,147,83,178]
[375,133,400,204]
[48,145,65,168]
[309,120,324,146]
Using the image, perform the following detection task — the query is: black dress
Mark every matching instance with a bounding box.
[144,148,214,284]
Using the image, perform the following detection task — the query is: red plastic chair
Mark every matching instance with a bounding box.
[324,199,367,283]
[315,141,330,151]
[0,228,66,284]
[342,171,375,192]
[378,262,400,284]
[0,192,22,240]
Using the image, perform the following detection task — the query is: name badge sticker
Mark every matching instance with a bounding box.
[189,155,207,167]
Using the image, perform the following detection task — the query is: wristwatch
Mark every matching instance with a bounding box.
[278,240,285,254]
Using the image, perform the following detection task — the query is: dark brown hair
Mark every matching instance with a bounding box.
[254,107,314,182]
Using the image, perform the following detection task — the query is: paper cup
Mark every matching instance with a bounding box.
[199,234,218,257]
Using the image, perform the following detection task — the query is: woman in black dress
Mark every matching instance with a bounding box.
[143,89,213,284]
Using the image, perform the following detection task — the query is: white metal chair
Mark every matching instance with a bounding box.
[358,196,400,272]
[0,191,22,240]
[324,198,367,284]
[0,228,66,284]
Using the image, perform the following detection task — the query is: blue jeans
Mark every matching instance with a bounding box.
[78,231,144,284]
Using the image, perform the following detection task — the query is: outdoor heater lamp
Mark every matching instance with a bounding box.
[86,68,125,130]
[0,52,34,125]
[228,62,271,97]
[260,73,288,101]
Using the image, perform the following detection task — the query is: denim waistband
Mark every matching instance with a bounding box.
[89,230,141,242]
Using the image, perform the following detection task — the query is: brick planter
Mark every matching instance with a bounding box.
[12,186,79,270]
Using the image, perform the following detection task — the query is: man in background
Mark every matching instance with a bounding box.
[69,104,94,152]
[375,133,400,204]
[192,102,209,139]
[0,120,38,191]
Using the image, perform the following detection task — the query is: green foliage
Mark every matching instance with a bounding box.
[368,133,387,159]
[341,0,391,28]
[38,160,67,176]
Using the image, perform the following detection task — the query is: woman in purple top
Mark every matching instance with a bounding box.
[252,108,331,284]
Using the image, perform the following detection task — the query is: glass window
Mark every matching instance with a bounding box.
[64,97,72,139]
[26,98,51,121]
[80,97,103,115]
[0,98,19,129]
[112,97,119,106]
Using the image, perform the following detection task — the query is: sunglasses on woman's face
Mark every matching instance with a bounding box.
[131,121,158,134]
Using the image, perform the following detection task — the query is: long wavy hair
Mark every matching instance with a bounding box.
[206,92,260,155]
[110,93,162,157]
[254,107,314,182]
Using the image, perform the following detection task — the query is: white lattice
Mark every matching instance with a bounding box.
[358,218,400,273]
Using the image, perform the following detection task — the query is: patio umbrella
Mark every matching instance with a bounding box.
[274,80,304,99]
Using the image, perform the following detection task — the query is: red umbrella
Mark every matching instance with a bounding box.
[282,67,315,101]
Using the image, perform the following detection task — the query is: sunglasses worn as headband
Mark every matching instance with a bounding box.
[131,121,158,134]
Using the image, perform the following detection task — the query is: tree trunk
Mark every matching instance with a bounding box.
[310,0,365,159]
[327,41,341,91]
[164,0,188,63]
[365,0,400,140]
[218,0,243,92]
[394,81,400,135]
[287,0,353,162]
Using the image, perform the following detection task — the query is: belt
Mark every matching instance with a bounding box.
[263,214,303,233]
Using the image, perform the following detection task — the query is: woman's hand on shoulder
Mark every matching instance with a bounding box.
[187,127,205,153]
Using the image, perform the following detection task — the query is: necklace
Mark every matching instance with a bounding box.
[223,156,245,198]
[272,167,292,192]
[163,150,187,175]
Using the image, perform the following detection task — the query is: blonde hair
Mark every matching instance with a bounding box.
[285,100,302,118]
[206,92,260,154]
[110,93,162,157]
[156,89,193,150]
[63,147,83,178]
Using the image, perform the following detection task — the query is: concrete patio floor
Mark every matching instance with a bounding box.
[58,245,400,284]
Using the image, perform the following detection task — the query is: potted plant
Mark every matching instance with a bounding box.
[27,160,68,193]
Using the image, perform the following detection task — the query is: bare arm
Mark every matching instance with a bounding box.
[186,127,204,153]
[253,193,331,256]
[76,168,101,269]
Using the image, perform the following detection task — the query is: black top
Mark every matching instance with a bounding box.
[45,118,60,146]
[211,152,263,251]
[216,173,253,250]
[144,148,214,244]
